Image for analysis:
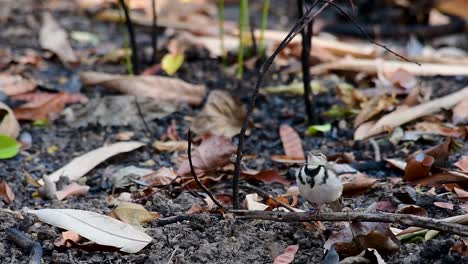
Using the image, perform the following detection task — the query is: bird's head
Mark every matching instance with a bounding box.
[306,152,327,166]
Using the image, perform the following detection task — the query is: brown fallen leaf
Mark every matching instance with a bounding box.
[143,167,178,186]
[152,140,188,152]
[12,92,88,107]
[413,122,465,138]
[54,230,81,247]
[191,90,247,138]
[386,68,418,90]
[413,171,468,187]
[433,202,454,210]
[404,152,434,182]
[177,135,236,177]
[454,187,468,201]
[39,12,78,67]
[354,94,398,128]
[56,182,90,201]
[451,238,468,257]
[0,102,20,138]
[270,155,305,164]
[396,204,428,217]
[109,202,159,226]
[354,86,468,140]
[424,137,457,166]
[242,170,291,186]
[0,74,36,96]
[80,71,206,106]
[273,245,299,264]
[340,173,377,196]
[452,98,468,125]
[279,125,304,159]
[0,180,15,204]
[455,156,468,173]
[13,92,69,121]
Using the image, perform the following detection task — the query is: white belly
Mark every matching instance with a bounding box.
[296,175,343,205]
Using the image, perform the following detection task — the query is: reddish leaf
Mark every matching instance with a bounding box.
[56,182,90,201]
[413,171,468,187]
[339,173,377,196]
[270,155,305,164]
[454,156,468,173]
[414,122,465,138]
[433,202,454,210]
[279,125,304,159]
[404,152,434,181]
[54,230,81,247]
[12,92,88,107]
[0,180,15,204]
[13,92,69,121]
[0,74,36,96]
[454,187,468,201]
[424,137,456,166]
[396,204,427,217]
[273,245,299,264]
[451,238,468,257]
[177,135,236,177]
[242,170,291,186]
[144,167,178,186]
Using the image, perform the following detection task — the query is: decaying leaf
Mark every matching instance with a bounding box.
[450,238,468,257]
[273,245,299,264]
[270,155,305,164]
[0,74,36,96]
[56,182,90,201]
[454,187,468,201]
[396,204,428,217]
[39,12,78,67]
[340,173,377,196]
[413,122,465,138]
[191,90,246,138]
[404,152,434,181]
[452,98,468,125]
[242,170,291,186]
[80,71,206,106]
[111,166,154,189]
[433,202,454,210]
[54,230,81,247]
[27,208,152,253]
[279,125,304,160]
[152,140,188,153]
[0,180,15,204]
[12,92,88,106]
[109,202,159,227]
[13,92,69,121]
[41,141,145,184]
[354,94,398,127]
[177,135,236,177]
[0,102,20,138]
[454,156,468,173]
[143,167,178,186]
[244,193,269,211]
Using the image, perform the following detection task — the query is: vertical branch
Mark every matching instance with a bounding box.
[151,0,158,64]
[297,0,314,124]
[118,0,140,74]
[187,130,226,211]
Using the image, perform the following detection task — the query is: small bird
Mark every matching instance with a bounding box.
[296,152,343,214]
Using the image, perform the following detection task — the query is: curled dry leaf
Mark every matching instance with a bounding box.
[273,245,299,264]
[39,12,78,67]
[396,204,428,217]
[56,182,90,201]
[0,74,36,96]
[191,90,246,138]
[354,94,398,128]
[244,193,269,211]
[404,152,434,182]
[41,141,145,184]
[27,208,152,253]
[340,173,377,196]
[80,71,206,106]
[109,202,159,227]
[279,125,304,160]
[0,102,20,138]
[152,140,187,152]
[143,167,178,186]
[424,137,458,166]
[454,156,468,173]
[54,230,81,247]
[177,135,236,177]
[0,180,15,204]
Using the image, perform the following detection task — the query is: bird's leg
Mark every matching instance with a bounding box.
[314,204,322,221]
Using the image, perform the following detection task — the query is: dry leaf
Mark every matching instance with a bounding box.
[244,193,269,211]
[0,102,20,138]
[452,98,468,125]
[39,12,78,67]
[40,141,145,184]
[340,173,377,196]
[12,92,88,107]
[404,152,434,182]
[386,68,417,90]
[144,167,178,186]
[270,155,305,164]
[109,202,159,226]
[413,122,465,138]
[13,92,69,121]
[433,202,454,210]
[354,94,398,128]
[152,140,187,152]
[177,135,236,177]
[0,180,15,204]
[273,245,299,264]
[454,187,468,201]
[242,170,291,186]
[191,90,246,138]
[455,156,468,173]
[354,86,468,140]
[56,182,90,201]
[396,204,428,217]
[80,71,206,106]
[54,230,81,247]
[0,74,36,96]
[279,125,304,159]
[27,208,152,253]
[413,171,468,187]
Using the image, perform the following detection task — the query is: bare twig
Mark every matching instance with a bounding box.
[118,0,140,73]
[151,0,158,64]
[187,130,226,212]
[230,210,468,237]
[155,214,222,226]
[369,138,381,162]
[134,96,153,137]
[6,228,43,264]
[239,183,296,212]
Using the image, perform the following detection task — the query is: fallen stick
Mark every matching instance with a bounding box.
[230,210,468,237]
[6,228,43,264]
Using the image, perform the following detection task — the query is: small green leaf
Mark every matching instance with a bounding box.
[33,119,49,127]
[161,53,184,76]
[323,105,358,118]
[0,134,20,159]
[307,124,332,136]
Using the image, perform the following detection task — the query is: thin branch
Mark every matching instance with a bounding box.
[134,96,153,137]
[230,210,468,237]
[187,129,226,212]
[151,0,158,64]
[118,0,140,73]
[239,183,296,212]
[6,228,43,264]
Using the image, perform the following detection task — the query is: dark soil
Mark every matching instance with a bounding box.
[1,1,468,263]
